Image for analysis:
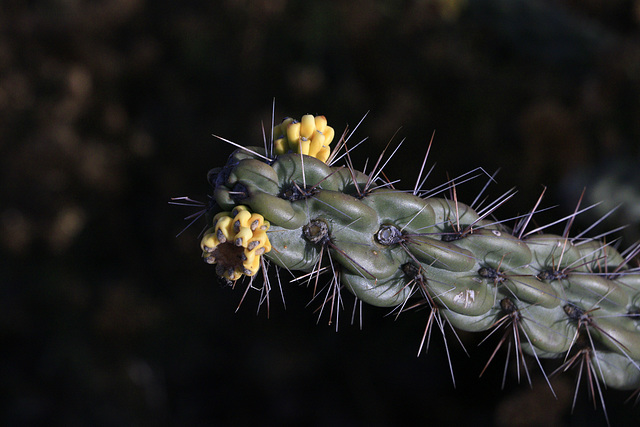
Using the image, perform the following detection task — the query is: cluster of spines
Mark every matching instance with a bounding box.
[178,112,640,425]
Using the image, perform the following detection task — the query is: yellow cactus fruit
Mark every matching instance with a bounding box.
[286,121,301,143]
[200,205,271,281]
[314,115,327,132]
[273,114,334,163]
[299,114,316,138]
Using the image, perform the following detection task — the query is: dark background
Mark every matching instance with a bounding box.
[2,0,640,425]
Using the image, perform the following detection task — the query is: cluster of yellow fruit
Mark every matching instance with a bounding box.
[273,114,334,163]
[200,205,271,281]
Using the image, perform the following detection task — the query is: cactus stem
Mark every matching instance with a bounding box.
[177,110,640,420]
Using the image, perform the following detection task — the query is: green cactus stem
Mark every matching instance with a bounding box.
[182,113,640,423]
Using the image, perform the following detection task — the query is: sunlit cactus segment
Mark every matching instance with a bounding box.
[182,112,640,423]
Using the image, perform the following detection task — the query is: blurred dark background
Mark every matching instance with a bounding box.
[2,0,640,425]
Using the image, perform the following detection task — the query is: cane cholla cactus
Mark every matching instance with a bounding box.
[176,112,640,425]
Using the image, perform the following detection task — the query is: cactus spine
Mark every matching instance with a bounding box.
[188,114,640,421]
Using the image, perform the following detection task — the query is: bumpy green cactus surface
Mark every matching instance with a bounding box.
[188,114,640,421]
